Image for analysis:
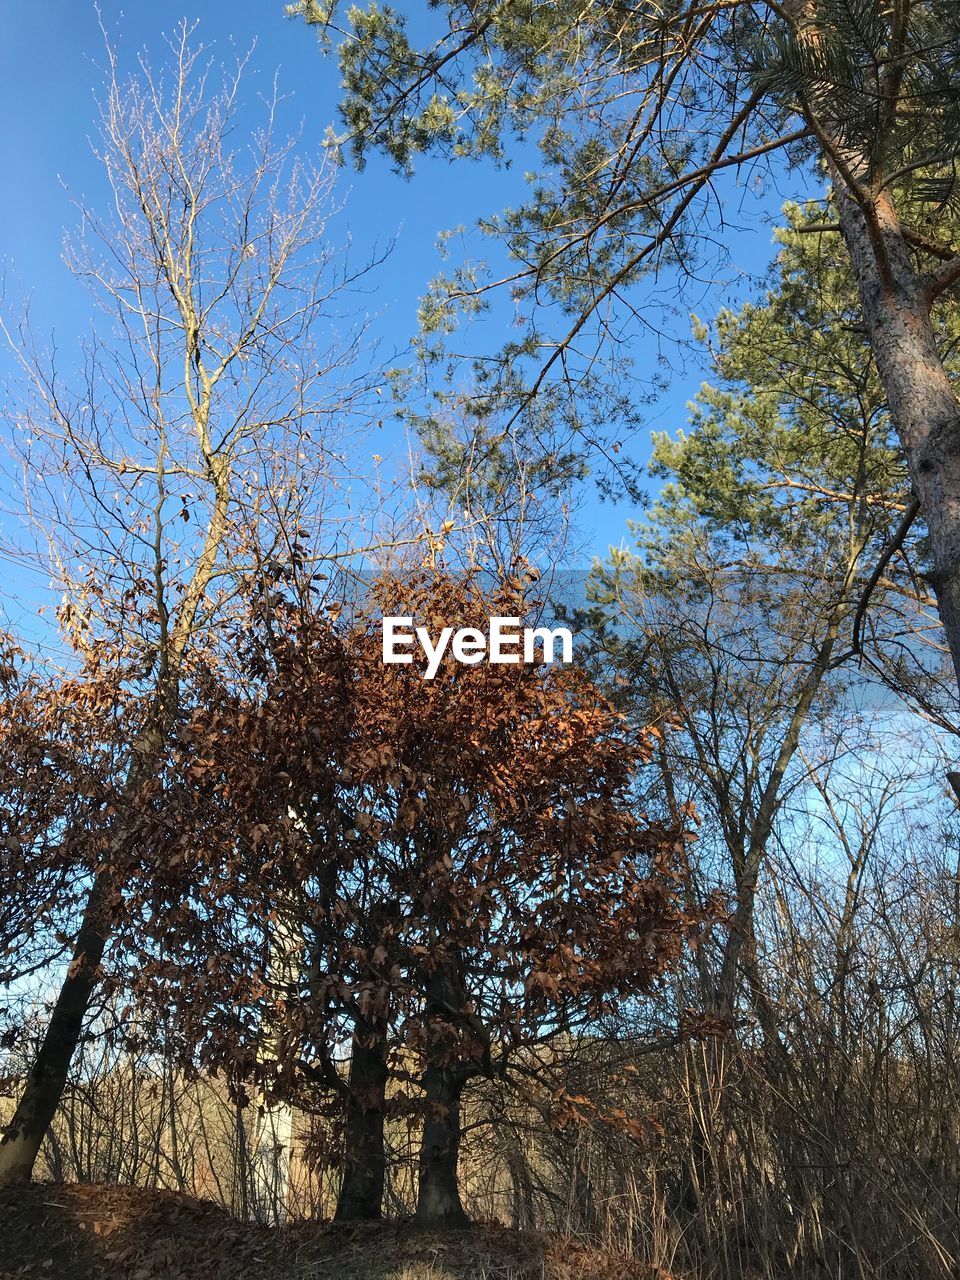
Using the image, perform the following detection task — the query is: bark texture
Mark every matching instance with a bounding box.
[414,955,473,1227]
[789,0,960,698]
[835,184,960,692]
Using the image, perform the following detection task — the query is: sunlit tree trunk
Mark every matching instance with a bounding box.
[251,898,301,1224]
[787,0,960,695]
[835,185,960,690]
[250,1098,295,1223]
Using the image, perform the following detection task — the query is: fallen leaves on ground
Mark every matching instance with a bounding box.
[0,1184,678,1280]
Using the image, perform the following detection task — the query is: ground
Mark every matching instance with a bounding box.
[0,1184,670,1280]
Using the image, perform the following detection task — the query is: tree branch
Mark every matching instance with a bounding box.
[848,495,921,659]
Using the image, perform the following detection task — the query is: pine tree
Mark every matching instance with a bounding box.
[290,0,960,705]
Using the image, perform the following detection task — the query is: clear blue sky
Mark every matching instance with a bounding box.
[0,1,802,654]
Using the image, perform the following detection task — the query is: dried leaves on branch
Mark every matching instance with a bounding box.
[114,567,700,1223]
[0,22,387,1189]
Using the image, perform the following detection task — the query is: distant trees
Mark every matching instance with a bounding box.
[563,202,960,1251]
[123,567,696,1225]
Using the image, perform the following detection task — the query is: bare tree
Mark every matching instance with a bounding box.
[0,21,383,1186]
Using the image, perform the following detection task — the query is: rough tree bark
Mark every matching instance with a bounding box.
[834,184,960,690]
[789,0,960,694]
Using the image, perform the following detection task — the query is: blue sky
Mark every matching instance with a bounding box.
[0,1,803,655]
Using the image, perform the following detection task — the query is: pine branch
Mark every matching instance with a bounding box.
[925,252,960,300]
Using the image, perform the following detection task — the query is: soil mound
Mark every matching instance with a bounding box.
[0,1183,670,1280]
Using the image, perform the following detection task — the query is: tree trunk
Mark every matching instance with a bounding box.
[568,1137,601,1240]
[790,0,960,698]
[0,464,229,1188]
[251,882,300,1224]
[414,947,478,1227]
[0,869,111,1187]
[503,1128,535,1231]
[335,1017,388,1222]
[0,736,165,1188]
[834,183,960,693]
[415,1063,469,1227]
[250,1096,294,1224]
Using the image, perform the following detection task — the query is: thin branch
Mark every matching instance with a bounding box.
[845,495,921,661]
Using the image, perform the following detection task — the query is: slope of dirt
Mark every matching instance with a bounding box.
[0,1183,671,1280]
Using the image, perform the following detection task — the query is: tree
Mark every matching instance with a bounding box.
[123,566,696,1225]
[0,24,381,1186]
[0,635,137,1025]
[290,0,960,701]
[587,202,948,1028]
[574,205,959,1233]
